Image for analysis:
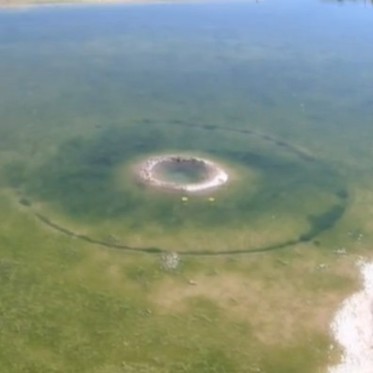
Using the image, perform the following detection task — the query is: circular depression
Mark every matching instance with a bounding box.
[136,155,229,193]
[12,121,348,255]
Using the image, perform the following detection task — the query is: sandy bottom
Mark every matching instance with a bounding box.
[329,260,373,373]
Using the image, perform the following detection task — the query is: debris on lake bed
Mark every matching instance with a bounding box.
[160,252,180,271]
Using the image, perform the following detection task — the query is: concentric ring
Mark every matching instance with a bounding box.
[10,120,348,255]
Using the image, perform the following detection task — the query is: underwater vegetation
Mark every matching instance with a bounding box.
[7,120,348,255]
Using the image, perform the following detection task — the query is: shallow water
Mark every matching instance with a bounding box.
[0,0,373,372]
[2,0,370,253]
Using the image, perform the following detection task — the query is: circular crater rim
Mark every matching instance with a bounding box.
[135,154,229,193]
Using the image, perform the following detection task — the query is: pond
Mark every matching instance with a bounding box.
[0,1,372,372]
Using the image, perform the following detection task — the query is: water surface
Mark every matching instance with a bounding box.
[0,1,373,372]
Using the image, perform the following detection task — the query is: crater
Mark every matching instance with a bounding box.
[136,154,229,193]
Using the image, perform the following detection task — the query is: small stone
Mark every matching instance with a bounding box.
[188,279,197,286]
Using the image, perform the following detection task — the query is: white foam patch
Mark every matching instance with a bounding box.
[329,261,373,373]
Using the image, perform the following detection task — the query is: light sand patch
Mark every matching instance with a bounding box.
[329,260,373,373]
[150,267,351,345]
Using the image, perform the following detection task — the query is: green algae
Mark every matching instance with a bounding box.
[6,120,347,254]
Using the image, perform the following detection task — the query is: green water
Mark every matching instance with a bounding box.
[0,1,373,372]
[154,158,208,185]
